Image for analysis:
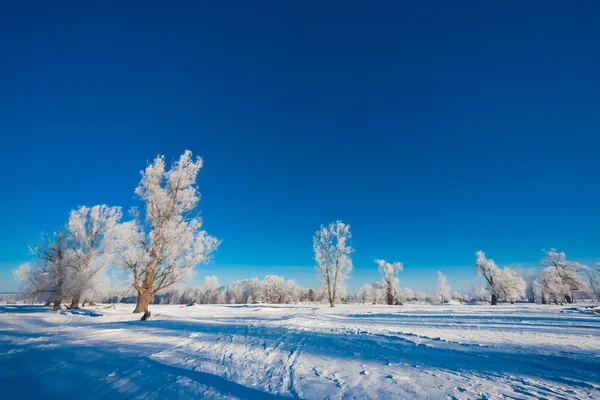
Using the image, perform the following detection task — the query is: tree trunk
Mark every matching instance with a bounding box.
[387,292,394,306]
[565,294,573,304]
[44,300,51,306]
[134,289,153,313]
[69,294,81,309]
[52,297,62,311]
[328,298,335,308]
[491,293,498,306]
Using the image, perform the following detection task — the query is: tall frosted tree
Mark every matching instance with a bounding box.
[107,151,220,313]
[376,259,403,305]
[67,205,122,308]
[314,221,353,307]
[437,271,451,302]
[475,250,500,305]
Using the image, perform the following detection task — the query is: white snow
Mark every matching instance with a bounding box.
[1,303,599,399]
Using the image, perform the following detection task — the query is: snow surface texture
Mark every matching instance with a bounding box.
[1,304,599,399]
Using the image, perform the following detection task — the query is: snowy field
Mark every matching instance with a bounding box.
[1,303,599,399]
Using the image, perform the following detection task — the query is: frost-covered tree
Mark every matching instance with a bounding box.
[414,291,427,302]
[244,277,261,304]
[228,280,244,304]
[582,263,600,302]
[535,267,566,304]
[107,151,220,313]
[358,284,371,304]
[474,251,526,305]
[314,221,353,307]
[437,271,451,302]
[200,275,219,304]
[369,282,385,304]
[399,287,414,303]
[475,251,500,305]
[376,259,403,305]
[539,248,588,304]
[518,268,538,303]
[258,275,287,303]
[451,290,463,301]
[17,228,77,310]
[495,267,526,303]
[470,285,487,302]
[67,205,121,308]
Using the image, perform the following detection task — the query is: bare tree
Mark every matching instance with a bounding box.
[314,221,353,307]
[107,151,220,314]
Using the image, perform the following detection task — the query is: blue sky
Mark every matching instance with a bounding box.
[1,1,599,293]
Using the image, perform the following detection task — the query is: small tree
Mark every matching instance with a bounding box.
[438,271,451,302]
[470,285,487,302]
[358,284,371,304]
[376,259,403,305]
[399,287,414,303]
[108,151,220,313]
[415,291,427,302]
[313,221,353,307]
[451,290,463,301]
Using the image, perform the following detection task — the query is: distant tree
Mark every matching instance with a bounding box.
[470,285,487,302]
[370,282,385,304]
[495,267,526,303]
[538,248,588,304]
[451,290,463,301]
[307,288,315,302]
[475,251,501,305]
[107,151,220,314]
[399,287,414,303]
[314,221,353,307]
[518,268,538,303]
[437,271,451,302]
[201,275,219,304]
[228,280,244,304]
[376,259,403,305]
[582,263,600,302]
[358,284,371,304]
[414,291,428,302]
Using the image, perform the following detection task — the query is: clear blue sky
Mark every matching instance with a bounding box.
[1,1,599,293]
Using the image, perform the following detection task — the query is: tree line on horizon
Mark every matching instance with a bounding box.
[12,151,600,314]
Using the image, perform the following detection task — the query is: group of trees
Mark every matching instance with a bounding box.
[14,206,121,310]
[12,151,600,312]
[102,275,310,305]
[15,151,220,314]
[352,249,598,307]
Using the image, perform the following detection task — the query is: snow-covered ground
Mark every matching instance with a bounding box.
[1,303,599,399]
